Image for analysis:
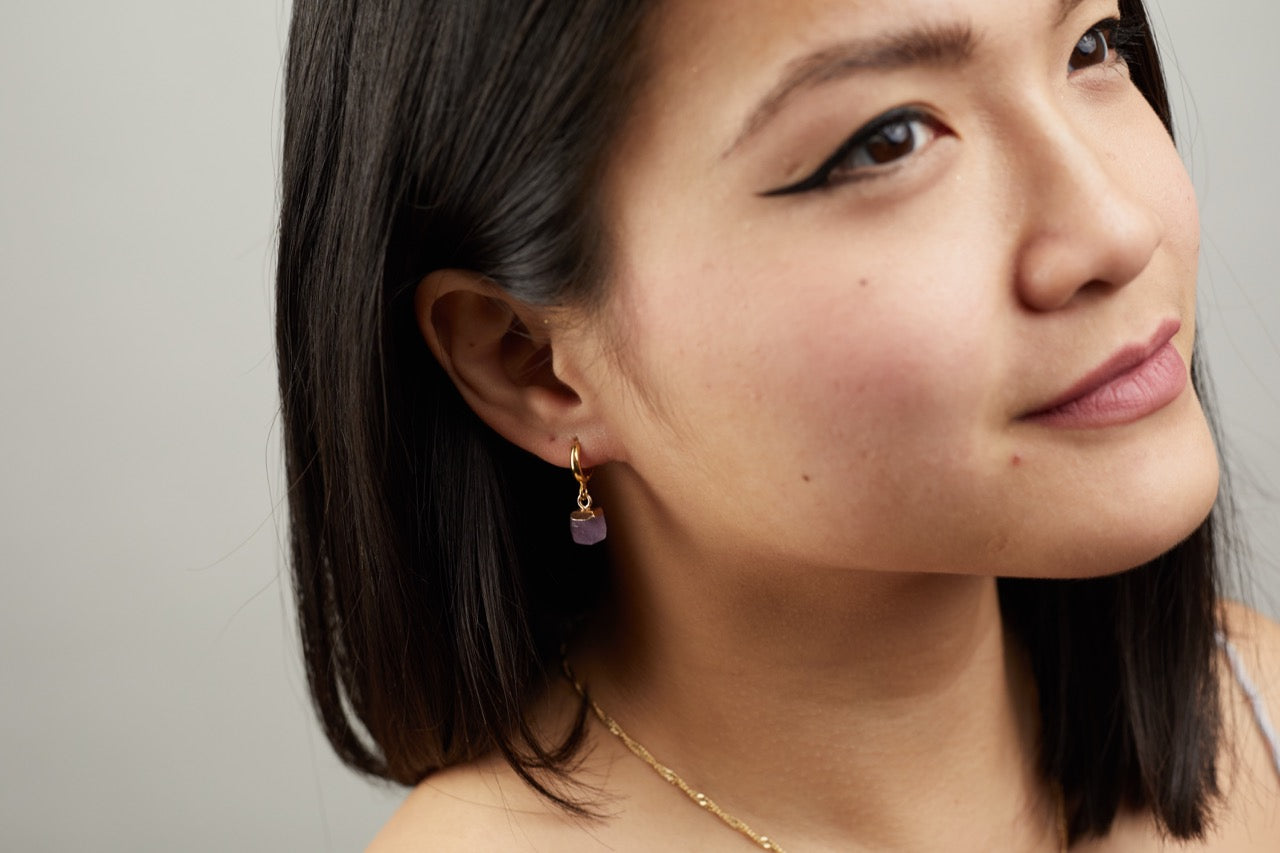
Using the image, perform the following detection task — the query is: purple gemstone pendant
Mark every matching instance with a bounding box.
[569,439,607,545]
[570,507,607,545]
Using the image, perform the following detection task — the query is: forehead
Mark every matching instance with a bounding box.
[628,0,1079,144]
[645,0,1084,59]
[638,0,979,99]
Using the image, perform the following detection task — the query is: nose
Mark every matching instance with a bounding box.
[1010,107,1164,312]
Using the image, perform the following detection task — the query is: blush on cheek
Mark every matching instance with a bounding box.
[837,332,990,425]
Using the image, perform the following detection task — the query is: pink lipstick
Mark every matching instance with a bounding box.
[1022,319,1187,429]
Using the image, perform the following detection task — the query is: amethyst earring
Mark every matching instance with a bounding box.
[569,439,607,545]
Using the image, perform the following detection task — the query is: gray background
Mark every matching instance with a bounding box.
[1,1,1275,850]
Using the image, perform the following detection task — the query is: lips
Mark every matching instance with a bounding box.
[1021,319,1188,429]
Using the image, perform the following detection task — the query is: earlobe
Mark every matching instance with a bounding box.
[413,269,607,467]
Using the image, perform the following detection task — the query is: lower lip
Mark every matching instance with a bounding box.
[1024,342,1188,429]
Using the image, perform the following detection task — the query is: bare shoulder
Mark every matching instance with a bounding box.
[366,758,553,852]
[1208,598,1280,847]
[365,756,609,853]
[1218,598,1280,705]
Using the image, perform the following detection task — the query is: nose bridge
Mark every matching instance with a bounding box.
[1018,95,1112,203]
[1007,92,1163,312]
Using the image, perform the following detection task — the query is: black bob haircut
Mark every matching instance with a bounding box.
[275,0,1232,843]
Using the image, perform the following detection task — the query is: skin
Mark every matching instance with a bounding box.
[386,0,1280,849]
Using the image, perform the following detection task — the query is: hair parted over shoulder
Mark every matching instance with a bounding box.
[276,0,1233,842]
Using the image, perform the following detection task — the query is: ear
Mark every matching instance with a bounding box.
[414,269,614,468]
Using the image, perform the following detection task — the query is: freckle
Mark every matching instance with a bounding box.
[802,474,812,482]
[1011,454,1023,467]
[859,278,869,288]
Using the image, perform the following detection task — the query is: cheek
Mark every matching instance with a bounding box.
[1166,172,1199,261]
[616,228,1009,521]
[778,288,994,448]
[737,219,1006,436]
[1132,121,1200,274]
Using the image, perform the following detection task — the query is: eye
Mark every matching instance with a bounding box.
[762,107,941,197]
[841,116,933,172]
[1069,26,1110,71]
[1068,19,1134,73]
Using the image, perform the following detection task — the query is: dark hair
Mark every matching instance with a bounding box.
[276,0,1229,841]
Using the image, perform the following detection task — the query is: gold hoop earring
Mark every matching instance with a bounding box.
[569,439,607,545]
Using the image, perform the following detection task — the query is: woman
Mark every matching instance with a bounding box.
[275,0,1280,849]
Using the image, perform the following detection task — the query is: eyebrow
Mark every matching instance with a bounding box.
[724,0,1092,157]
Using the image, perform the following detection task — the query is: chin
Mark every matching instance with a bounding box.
[980,398,1222,581]
[1057,440,1220,580]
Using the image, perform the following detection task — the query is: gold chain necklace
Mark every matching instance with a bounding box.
[562,658,1069,852]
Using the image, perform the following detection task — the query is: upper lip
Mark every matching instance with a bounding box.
[1023,318,1182,416]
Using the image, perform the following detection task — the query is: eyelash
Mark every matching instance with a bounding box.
[1070,15,1147,72]
[1093,15,1148,65]
[761,106,939,197]
[760,14,1149,198]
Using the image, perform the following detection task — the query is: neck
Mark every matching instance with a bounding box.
[570,485,1059,851]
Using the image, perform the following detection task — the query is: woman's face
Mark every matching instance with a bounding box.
[578,0,1218,578]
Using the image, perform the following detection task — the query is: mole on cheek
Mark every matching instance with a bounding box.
[1011,454,1023,467]
[859,278,870,288]
[802,474,812,482]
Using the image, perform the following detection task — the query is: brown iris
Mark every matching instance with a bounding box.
[1069,27,1111,71]
[865,121,916,165]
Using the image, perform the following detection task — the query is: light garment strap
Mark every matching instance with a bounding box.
[1217,630,1280,780]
